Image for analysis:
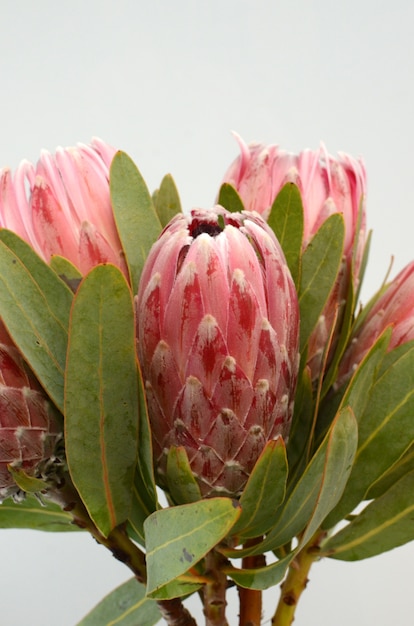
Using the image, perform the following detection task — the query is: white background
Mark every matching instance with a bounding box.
[1,1,414,624]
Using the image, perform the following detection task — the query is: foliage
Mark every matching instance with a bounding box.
[0,152,413,626]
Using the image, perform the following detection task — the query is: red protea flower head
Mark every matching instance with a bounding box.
[221,135,367,380]
[0,138,127,277]
[0,327,62,501]
[136,206,300,497]
[337,261,414,387]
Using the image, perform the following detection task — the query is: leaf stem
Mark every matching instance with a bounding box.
[272,530,325,626]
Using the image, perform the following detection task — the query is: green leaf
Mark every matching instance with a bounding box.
[127,363,159,545]
[154,174,182,227]
[147,575,202,601]
[224,552,295,590]
[298,214,345,353]
[0,495,79,532]
[321,268,356,398]
[110,151,162,294]
[286,366,314,480]
[226,408,357,559]
[77,577,161,626]
[49,255,83,291]
[323,469,414,561]
[7,466,48,493]
[65,265,139,537]
[297,407,357,549]
[366,442,414,500]
[166,447,202,505]
[267,183,304,286]
[0,230,73,411]
[217,183,245,213]
[324,338,414,529]
[316,328,391,454]
[230,438,288,540]
[145,498,240,596]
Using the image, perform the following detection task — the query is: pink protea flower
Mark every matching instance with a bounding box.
[136,206,300,497]
[337,261,414,387]
[0,326,62,500]
[0,138,127,277]
[221,136,367,380]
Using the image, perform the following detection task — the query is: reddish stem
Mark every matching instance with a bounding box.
[238,540,265,626]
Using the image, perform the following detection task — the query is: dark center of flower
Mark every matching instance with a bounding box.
[189,219,223,238]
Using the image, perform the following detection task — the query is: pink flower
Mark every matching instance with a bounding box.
[0,138,127,277]
[337,261,414,387]
[221,135,367,379]
[0,326,62,500]
[136,206,299,497]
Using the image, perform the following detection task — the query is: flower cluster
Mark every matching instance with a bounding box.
[0,136,413,504]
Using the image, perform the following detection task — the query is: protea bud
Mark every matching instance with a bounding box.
[0,138,127,277]
[221,136,367,380]
[136,207,299,497]
[337,261,414,388]
[0,327,62,500]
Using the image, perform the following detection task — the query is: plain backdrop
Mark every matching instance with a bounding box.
[1,1,414,624]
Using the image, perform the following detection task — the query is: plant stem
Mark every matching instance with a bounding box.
[272,531,325,626]
[203,550,229,626]
[238,540,265,626]
[157,598,199,626]
[46,475,198,626]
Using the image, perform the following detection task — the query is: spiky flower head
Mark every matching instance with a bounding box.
[136,206,299,497]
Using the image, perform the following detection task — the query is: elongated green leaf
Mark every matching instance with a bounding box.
[110,151,162,294]
[145,498,240,596]
[217,183,245,213]
[321,269,355,397]
[0,231,73,410]
[225,408,357,559]
[77,577,160,626]
[297,407,357,548]
[154,174,182,227]
[267,183,304,286]
[224,552,295,590]
[127,363,158,545]
[166,447,202,505]
[324,340,414,529]
[230,438,288,540]
[65,265,139,537]
[323,470,414,561]
[0,495,79,532]
[366,442,414,500]
[299,214,345,352]
[286,366,314,480]
[316,328,391,453]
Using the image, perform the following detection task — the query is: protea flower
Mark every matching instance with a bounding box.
[0,138,127,277]
[136,206,299,497]
[221,136,367,380]
[0,326,62,501]
[337,261,414,387]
